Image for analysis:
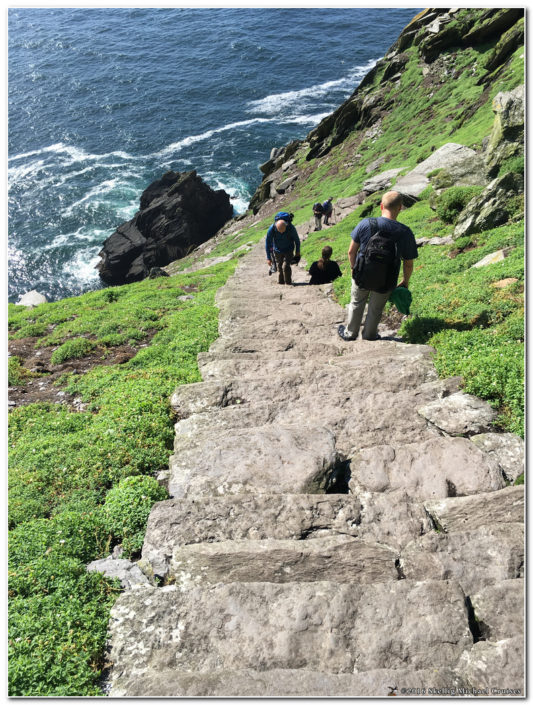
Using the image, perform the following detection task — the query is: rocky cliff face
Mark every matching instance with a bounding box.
[249,7,524,216]
[96,170,233,285]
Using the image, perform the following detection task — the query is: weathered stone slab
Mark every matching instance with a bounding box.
[141,494,363,579]
[362,168,405,194]
[470,432,524,483]
[86,556,150,590]
[424,485,524,533]
[164,425,338,498]
[455,637,524,695]
[356,489,433,551]
[470,579,524,642]
[400,523,524,594]
[418,392,498,436]
[108,580,471,684]
[167,535,398,587]
[109,666,467,698]
[471,249,508,268]
[349,437,505,500]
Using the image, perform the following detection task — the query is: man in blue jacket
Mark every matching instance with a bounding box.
[266,218,301,285]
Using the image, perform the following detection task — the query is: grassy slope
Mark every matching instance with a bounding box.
[8,11,524,697]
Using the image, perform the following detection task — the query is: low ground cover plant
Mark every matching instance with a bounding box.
[8,260,236,695]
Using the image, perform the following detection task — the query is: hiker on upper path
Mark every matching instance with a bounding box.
[312,201,324,231]
[265,213,300,285]
[322,197,334,225]
[308,245,342,285]
[338,190,417,341]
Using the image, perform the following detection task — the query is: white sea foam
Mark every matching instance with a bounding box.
[62,178,123,216]
[9,142,137,165]
[154,118,276,159]
[62,247,102,285]
[245,58,378,115]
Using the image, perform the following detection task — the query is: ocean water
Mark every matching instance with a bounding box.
[8,7,419,302]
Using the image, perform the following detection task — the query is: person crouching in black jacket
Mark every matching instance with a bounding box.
[308,246,342,285]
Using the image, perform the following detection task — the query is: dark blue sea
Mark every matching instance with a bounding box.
[8,7,419,302]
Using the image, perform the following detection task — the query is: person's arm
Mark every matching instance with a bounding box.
[399,259,414,288]
[265,228,273,264]
[348,239,359,270]
[291,226,301,255]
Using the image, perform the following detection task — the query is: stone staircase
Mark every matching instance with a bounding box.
[106,243,524,697]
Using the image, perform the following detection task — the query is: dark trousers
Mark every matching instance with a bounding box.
[274,251,293,284]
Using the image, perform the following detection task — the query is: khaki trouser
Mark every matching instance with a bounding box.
[274,251,293,284]
[314,213,323,230]
[345,278,391,340]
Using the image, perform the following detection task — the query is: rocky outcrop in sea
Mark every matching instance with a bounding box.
[96,170,233,285]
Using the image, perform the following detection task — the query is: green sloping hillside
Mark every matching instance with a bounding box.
[8,7,524,696]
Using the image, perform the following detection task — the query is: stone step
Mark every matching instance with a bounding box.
[107,579,472,693]
[424,485,524,533]
[469,579,524,641]
[141,494,363,579]
[197,347,437,387]
[141,491,433,580]
[165,535,399,588]
[162,424,339,499]
[349,436,506,501]
[400,522,524,595]
[109,665,468,698]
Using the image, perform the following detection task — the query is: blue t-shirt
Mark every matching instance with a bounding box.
[351,216,418,283]
[265,222,300,256]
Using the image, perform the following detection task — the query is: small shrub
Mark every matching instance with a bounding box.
[50,338,95,365]
[436,186,483,224]
[103,476,168,557]
[9,357,33,386]
[498,156,524,177]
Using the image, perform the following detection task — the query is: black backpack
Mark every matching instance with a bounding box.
[353,218,399,293]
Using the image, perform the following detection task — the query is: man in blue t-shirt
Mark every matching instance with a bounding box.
[265,218,301,285]
[338,191,418,341]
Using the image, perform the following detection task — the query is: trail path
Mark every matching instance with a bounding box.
[106,240,524,697]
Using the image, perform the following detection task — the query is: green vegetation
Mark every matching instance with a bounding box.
[8,261,236,695]
[435,186,483,224]
[103,476,168,556]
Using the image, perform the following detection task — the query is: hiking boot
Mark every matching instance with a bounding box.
[362,333,381,341]
[337,325,356,341]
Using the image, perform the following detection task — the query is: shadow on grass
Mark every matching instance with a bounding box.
[401,316,476,344]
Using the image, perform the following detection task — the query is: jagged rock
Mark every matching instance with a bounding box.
[482,20,524,76]
[365,156,386,174]
[400,523,524,594]
[86,556,150,589]
[485,85,524,177]
[163,424,339,498]
[275,175,298,193]
[394,143,485,197]
[454,171,523,238]
[349,436,505,500]
[424,485,524,533]
[108,666,467,698]
[471,249,508,268]
[167,535,398,588]
[455,637,524,694]
[419,23,462,63]
[142,494,363,579]
[96,170,232,284]
[470,579,524,642]
[107,579,472,695]
[148,267,170,278]
[16,290,48,307]
[463,8,524,46]
[470,432,524,483]
[362,168,405,194]
[282,159,295,172]
[417,391,498,436]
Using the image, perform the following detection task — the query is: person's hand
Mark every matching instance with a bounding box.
[398,280,409,289]
[293,253,301,264]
